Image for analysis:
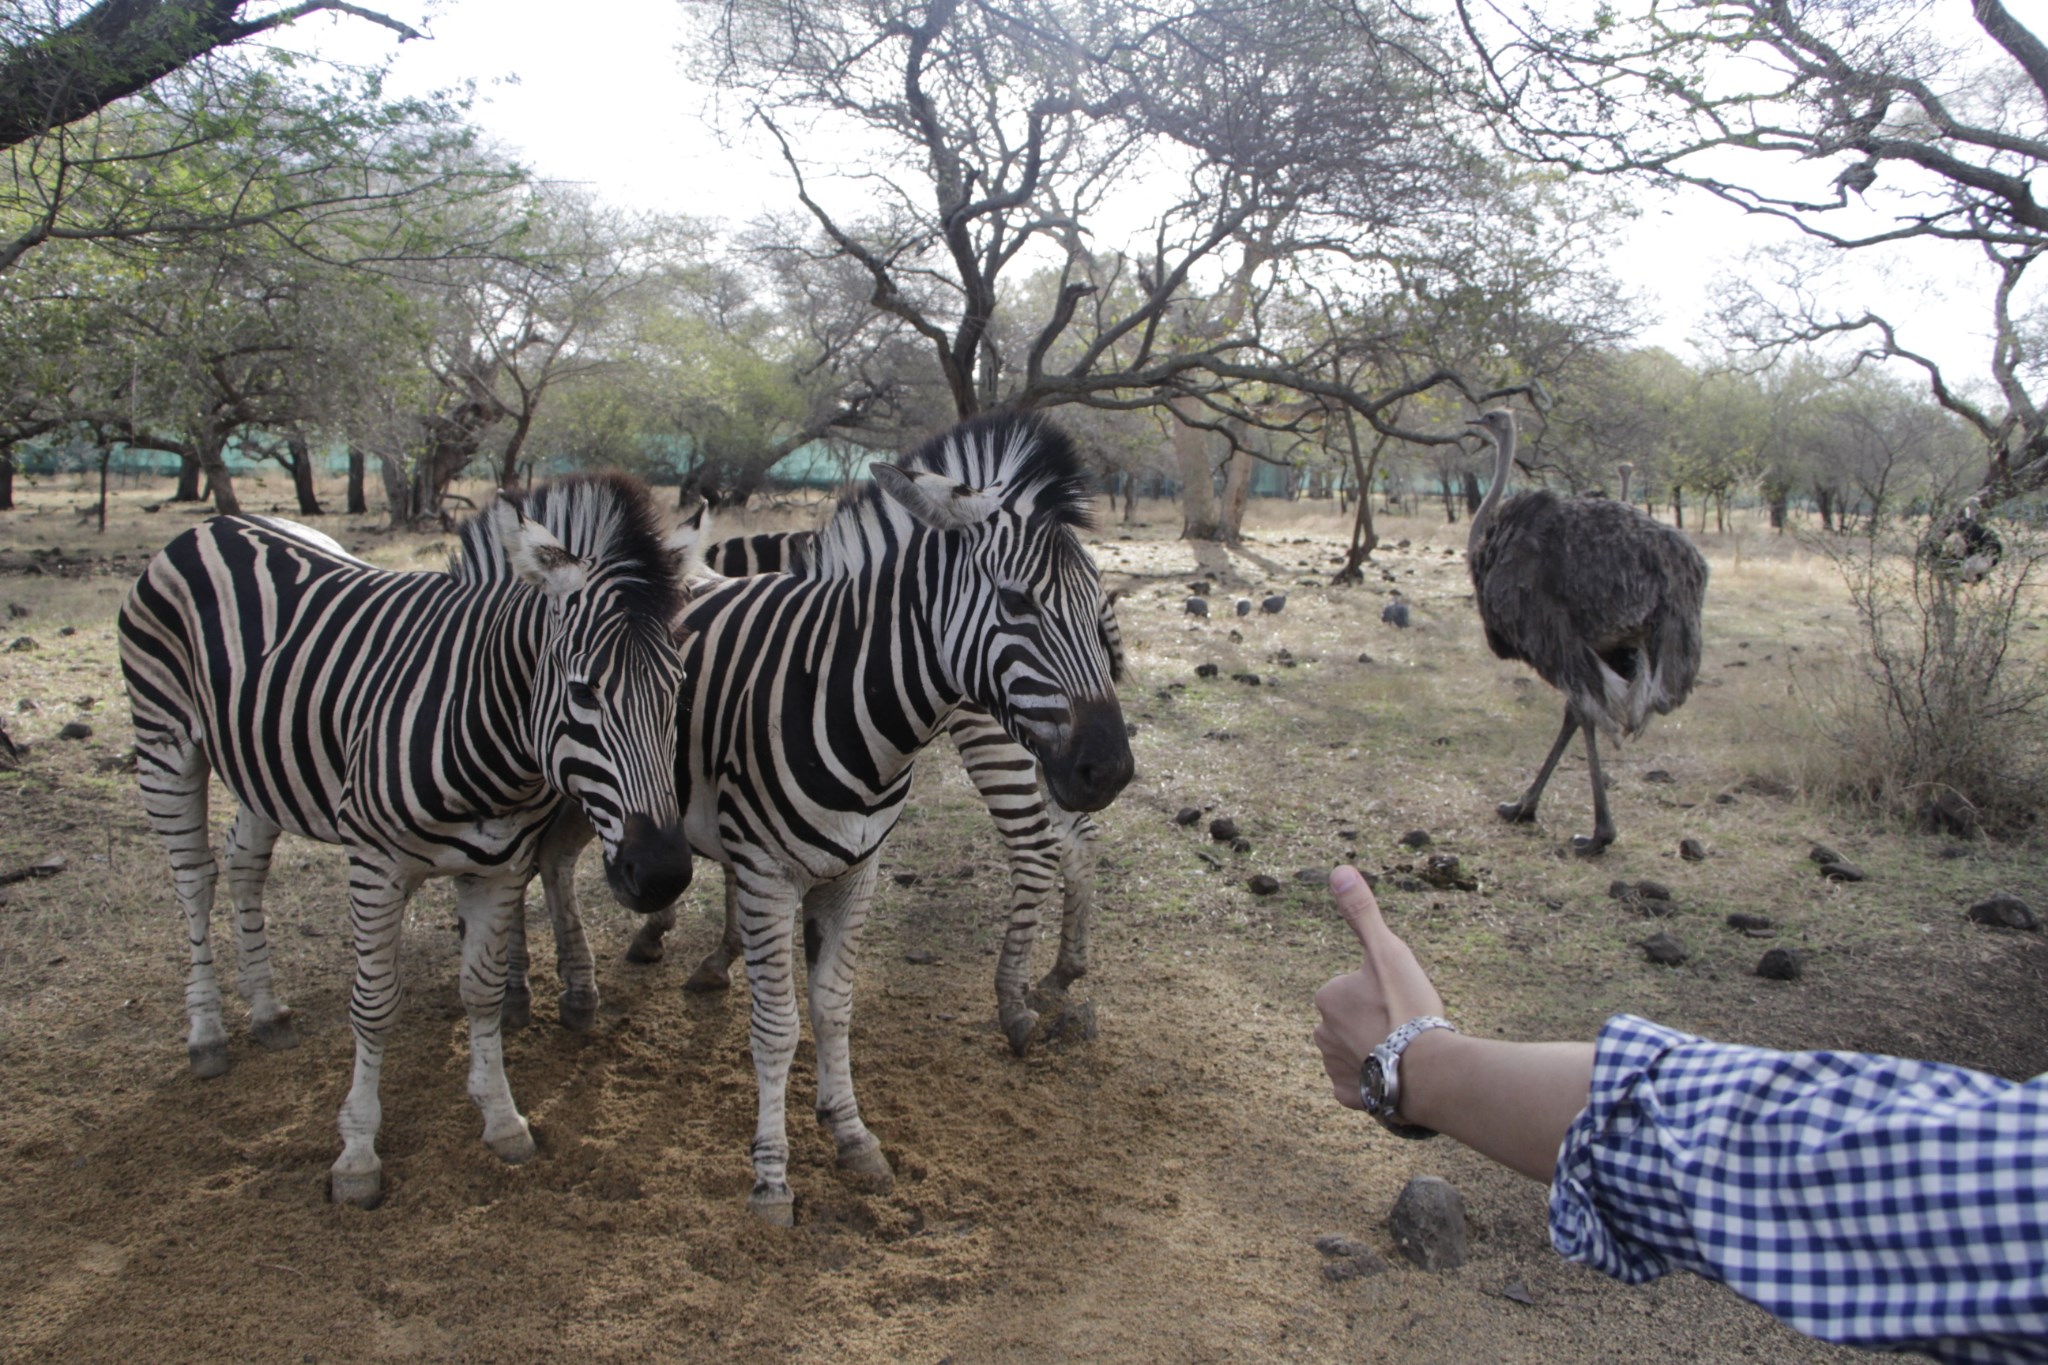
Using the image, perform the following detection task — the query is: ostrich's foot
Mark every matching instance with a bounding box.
[1571,833,1613,858]
[1496,800,1538,824]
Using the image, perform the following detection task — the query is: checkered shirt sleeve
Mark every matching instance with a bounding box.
[1549,1014,2048,1363]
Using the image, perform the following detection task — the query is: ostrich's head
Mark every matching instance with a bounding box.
[1468,409,1516,449]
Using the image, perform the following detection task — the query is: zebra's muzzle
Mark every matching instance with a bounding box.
[604,814,693,912]
[1038,697,1134,813]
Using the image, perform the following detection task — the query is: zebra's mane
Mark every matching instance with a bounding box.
[451,472,682,623]
[811,413,1094,576]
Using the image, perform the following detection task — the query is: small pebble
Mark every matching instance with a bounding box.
[1230,837,1253,854]
[1639,931,1687,966]
[57,721,91,741]
[1398,830,1431,850]
[1195,662,1219,678]
[1967,894,2041,931]
[1679,838,1706,862]
[1247,874,1280,895]
[1808,844,1842,865]
[1173,807,1201,827]
[1757,947,1805,980]
[1726,912,1774,932]
[1818,861,1866,883]
[1209,818,1240,842]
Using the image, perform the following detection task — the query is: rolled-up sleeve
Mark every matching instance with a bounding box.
[1548,1015,2048,1363]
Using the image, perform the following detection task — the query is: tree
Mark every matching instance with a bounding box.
[1456,0,2048,499]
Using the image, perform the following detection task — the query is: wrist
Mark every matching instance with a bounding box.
[1390,1026,1466,1131]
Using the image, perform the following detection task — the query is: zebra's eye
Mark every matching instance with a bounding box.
[567,679,600,711]
[999,587,1036,618]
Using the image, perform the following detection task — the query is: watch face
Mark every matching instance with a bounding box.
[1361,1054,1389,1113]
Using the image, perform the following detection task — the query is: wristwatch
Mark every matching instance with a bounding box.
[1360,1015,1457,1139]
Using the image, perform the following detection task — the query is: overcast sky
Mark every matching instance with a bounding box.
[297,0,2000,388]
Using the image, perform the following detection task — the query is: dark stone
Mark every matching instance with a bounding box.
[1202,730,1234,742]
[1398,829,1432,850]
[1294,869,1327,885]
[1634,880,1672,901]
[1235,599,1252,616]
[1209,818,1240,841]
[57,626,75,637]
[1807,844,1842,865]
[1389,1177,1468,1272]
[1261,594,1287,614]
[1818,861,1866,882]
[1607,880,1634,900]
[1757,947,1806,980]
[1232,672,1262,686]
[1918,790,1980,840]
[1184,597,1210,617]
[1938,845,1971,860]
[1639,931,1687,966]
[1315,1233,1389,1281]
[892,872,921,887]
[904,951,940,965]
[1356,652,1375,664]
[1173,807,1202,827]
[1392,877,1426,893]
[1726,912,1774,932]
[1643,769,1675,784]
[1421,854,1475,891]
[1967,894,2041,931]
[1337,829,1359,841]
[56,721,91,741]
[1679,838,1707,862]
[1195,662,1219,678]
[1379,600,1410,628]
[1712,792,1736,805]
[1187,581,1210,596]
[7,638,35,652]
[1248,874,1281,895]
[1230,837,1253,854]
[1194,850,1222,868]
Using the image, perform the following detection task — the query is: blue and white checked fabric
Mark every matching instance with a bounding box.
[1550,1015,2048,1363]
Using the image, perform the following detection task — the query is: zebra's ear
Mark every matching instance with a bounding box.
[873,464,1000,531]
[666,500,710,579]
[495,494,589,601]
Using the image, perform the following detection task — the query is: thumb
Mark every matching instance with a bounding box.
[1328,865,1384,962]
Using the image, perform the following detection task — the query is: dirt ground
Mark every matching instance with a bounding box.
[2,477,2044,1363]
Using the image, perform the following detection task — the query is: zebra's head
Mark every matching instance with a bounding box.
[869,414,1134,813]
[476,476,700,912]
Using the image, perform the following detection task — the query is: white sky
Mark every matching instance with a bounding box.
[296,0,2003,390]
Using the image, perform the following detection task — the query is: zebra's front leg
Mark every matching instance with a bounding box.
[331,855,419,1209]
[502,892,533,1032]
[993,834,1062,1054]
[1041,809,1100,999]
[804,863,890,1190]
[135,738,229,1077]
[682,872,741,992]
[224,806,297,1051]
[453,874,537,1165]
[535,804,600,1031]
[735,869,805,1225]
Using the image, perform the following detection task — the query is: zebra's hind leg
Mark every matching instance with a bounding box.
[331,854,419,1209]
[992,827,1061,1054]
[502,893,533,1032]
[453,873,537,1165]
[803,862,890,1192]
[224,806,296,1052]
[135,737,229,1077]
[681,873,741,992]
[1038,808,1100,1002]
[535,804,599,1031]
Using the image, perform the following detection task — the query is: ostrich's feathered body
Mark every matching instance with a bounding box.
[1469,488,1707,740]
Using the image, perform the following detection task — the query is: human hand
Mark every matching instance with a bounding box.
[1311,865,1447,1109]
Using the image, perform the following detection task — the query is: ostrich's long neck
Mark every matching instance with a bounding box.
[1467,423,1515,554]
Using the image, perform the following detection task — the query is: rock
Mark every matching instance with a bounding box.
[1397,829,1432,850]
[1607,880,1634,900]
[1314,1235,1388,1282]
[1232,672,1262,686]
[1712,792,1736,805]
[4,603,26,618]
[1679,837,1706,862]
[1184,597,1210,617]
[1757,947,1806,980]
[1634,880,1672,902]
[1389,1177,1468,1272]
[1818,861,1866,883]
[1209,817,1240,841]
[1294,869,1326,885]
[1187,581,1210,596]
[1231,837,1253,854]
[7,637,36,652]
[1261,594,1287,614]
[1643,769,1674,784]
[1919,791,1980,839]
[1421,854,1475,891]
[1040,1001,1099,1047]
[1337,829,1359,841]
[904,951,940,965]
[1380,600,1410,628]
[1355,652,1375,664]
[1194,849,1222,868]
[57,721,91,741]
[1173,807,1202,827]
[1938,845,1971,860]
[1726,912,1774,933]
[1967,894,2041,931]
[892,872,921,887]
[1235,599,1252,617]
[1807,844,1842,865]
[1639,931,1687,966]
[1195,662,1219,678]
[1392,877,1426,893]
[1247,874,1281,895]
[57,626,75,637]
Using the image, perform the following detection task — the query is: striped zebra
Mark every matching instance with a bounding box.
[118,475,699,1208]
[513,526,1126,1053]
[531,412,1133,1223]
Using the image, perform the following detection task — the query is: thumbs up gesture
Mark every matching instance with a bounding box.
[1311,866,1447,1110]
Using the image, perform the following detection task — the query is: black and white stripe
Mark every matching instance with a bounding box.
[535,412,1133,1223]
[119,475,698,1207]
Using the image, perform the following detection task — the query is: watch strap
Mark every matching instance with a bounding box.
[1361,1014,1456,1138]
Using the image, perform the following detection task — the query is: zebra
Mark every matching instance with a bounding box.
[118,475,700,1208]
[504,526,1126,1053]
[529,412,1133,1224]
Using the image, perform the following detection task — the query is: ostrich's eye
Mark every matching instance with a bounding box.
[999,587,1036,618]
[567,679,600,711]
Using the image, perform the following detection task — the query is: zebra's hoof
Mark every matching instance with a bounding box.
[1001,1010,1041,1056]
[837,1142,893,1192]
[251,1010,300,1051]
[501,987,533,1033]
[1496,801,1536,824]
[624,937,666,966]
[557,993,597,1034]
[682,958,732,993]
[187,1040,231,1079]
[749,1184,795,1226]
[1571,834,1612,858]
[330,1166,383,1209]
[486,1122,536,1165]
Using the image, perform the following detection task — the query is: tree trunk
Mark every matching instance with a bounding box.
[289,433,322,515]
[1122,473,1136,524]
[1333,417,1384,584]
[98,449,110,532]
[1438,471,1459,524]
[1768,487,1788,531]
[173,454,203,502]
[1173,398,1223,540]
[0,444,13,511]
[380,453,416,529]
[1670,485,1683,530]
[497,409,535,490]
[1217,447,1252,542]
[1461,470,1482,514]
[346,446,368,515]
[199,429,240,516]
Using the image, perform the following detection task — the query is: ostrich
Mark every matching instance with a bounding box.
[1465,410,1708,855]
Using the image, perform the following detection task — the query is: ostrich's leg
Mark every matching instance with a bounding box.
[1573,724,1617,857]
[1498,707,1577,824]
